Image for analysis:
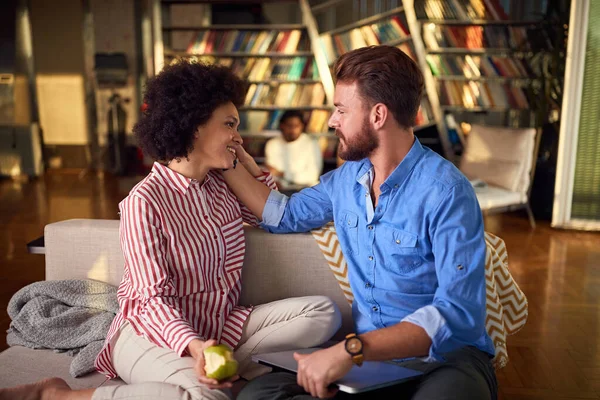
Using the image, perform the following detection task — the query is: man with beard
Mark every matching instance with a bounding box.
[222,45,497,400]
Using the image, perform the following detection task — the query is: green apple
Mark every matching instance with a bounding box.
[203,344,238,381]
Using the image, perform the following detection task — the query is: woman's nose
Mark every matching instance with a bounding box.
[233,131,243,145]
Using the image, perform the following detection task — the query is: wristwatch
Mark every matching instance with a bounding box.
[344,333,364,366]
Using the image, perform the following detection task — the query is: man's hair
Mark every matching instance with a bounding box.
[279,110,305,125]
[333,45,424,129]
[134,59,247,161]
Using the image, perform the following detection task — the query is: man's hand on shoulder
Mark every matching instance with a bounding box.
[231,144,263,177]
[293,342,352,399]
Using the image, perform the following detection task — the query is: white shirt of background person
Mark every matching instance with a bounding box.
[265,112,323,187]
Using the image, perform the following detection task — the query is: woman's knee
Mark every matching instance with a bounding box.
[308,296,343,341]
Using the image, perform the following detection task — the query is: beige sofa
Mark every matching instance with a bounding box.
[0,219,352,390]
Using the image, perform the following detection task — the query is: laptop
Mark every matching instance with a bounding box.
[252,348,423,394]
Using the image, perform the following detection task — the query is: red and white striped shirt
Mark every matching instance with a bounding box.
[95,162,277,378]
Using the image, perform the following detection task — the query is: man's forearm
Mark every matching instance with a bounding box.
[222,163,271,220]
[361,321,432,361]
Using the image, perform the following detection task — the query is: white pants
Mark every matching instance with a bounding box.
[92,296,341,400]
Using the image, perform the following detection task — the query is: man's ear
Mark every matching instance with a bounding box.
[371,103,388,130]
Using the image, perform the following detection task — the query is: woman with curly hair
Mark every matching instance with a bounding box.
[0,60,341,400]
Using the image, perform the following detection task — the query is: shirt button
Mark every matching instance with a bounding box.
[372,306,378,312]
[221,291,225,295]
[213,235,218,239]
[217,277,222,281]
[395,239,401,244]
[216,313,221,318]
[368,226,373,230]
[457,265,464,270]
[365,282,371,288]
[204,215,209,219]
[368,256,373,261]
[394,184,399,189]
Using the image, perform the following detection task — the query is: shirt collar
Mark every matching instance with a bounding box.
[152,161,208,195]
[356,138,426,191]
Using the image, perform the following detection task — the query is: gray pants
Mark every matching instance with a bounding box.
[237,346,497,400]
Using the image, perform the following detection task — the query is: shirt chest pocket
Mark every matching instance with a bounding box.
[339,210,359,255]
[382,227,423,273]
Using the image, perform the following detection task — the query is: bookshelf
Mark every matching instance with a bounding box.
[413,0,568,157]
[150,1,567,165]
[312,0,450,158]
[152,0,340,167]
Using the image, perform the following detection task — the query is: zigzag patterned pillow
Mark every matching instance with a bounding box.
[311,223,528,369]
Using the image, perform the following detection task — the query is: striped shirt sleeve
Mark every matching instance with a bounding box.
[120,195,201,356]
[239,171,279,226]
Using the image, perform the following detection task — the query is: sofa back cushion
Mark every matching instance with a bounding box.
[44,219,353,338]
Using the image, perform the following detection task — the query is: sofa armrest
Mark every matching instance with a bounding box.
[45,219,123,286]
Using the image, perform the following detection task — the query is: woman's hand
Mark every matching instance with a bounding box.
[188,339,239,389]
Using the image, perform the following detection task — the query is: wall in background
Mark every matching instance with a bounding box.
[30,0,89,146]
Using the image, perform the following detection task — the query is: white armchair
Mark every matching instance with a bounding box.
[459,124,540,228]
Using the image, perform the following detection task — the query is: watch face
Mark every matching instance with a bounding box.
[346,337,362,355]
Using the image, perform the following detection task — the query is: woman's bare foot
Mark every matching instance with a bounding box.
[0,377,70,400]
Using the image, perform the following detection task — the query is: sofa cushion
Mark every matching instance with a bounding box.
[0,346,113,389]
[44,220,354,339]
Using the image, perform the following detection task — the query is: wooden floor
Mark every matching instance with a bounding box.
[1,171,599,399]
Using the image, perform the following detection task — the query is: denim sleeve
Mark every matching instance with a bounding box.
[260,173,335,234]
[403,182,487,361]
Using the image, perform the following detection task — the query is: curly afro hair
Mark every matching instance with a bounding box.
[134,60,248,161]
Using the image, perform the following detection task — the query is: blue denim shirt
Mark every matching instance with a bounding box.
[261,139,495,361]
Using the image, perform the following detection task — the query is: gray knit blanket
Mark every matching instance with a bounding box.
[6,279,119,378]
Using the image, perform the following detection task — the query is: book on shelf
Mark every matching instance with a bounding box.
[179,29,309,55]
[415,0,509,21]
[416,99,433,126]
[422,24,534,50]
[426,54,534,78]
[319,15,412,65]
[438,80,529,109]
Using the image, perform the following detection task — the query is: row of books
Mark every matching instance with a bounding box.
[438,81,529,109]
[423,25,531,50]
[245,83,326,108]
[183,29,308,54]
[167,55,318,83]
[415,0,509,21]
[224,57,315,82]
[240,109,331,134]
[426,54,535,78]
[320,17,411,65]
